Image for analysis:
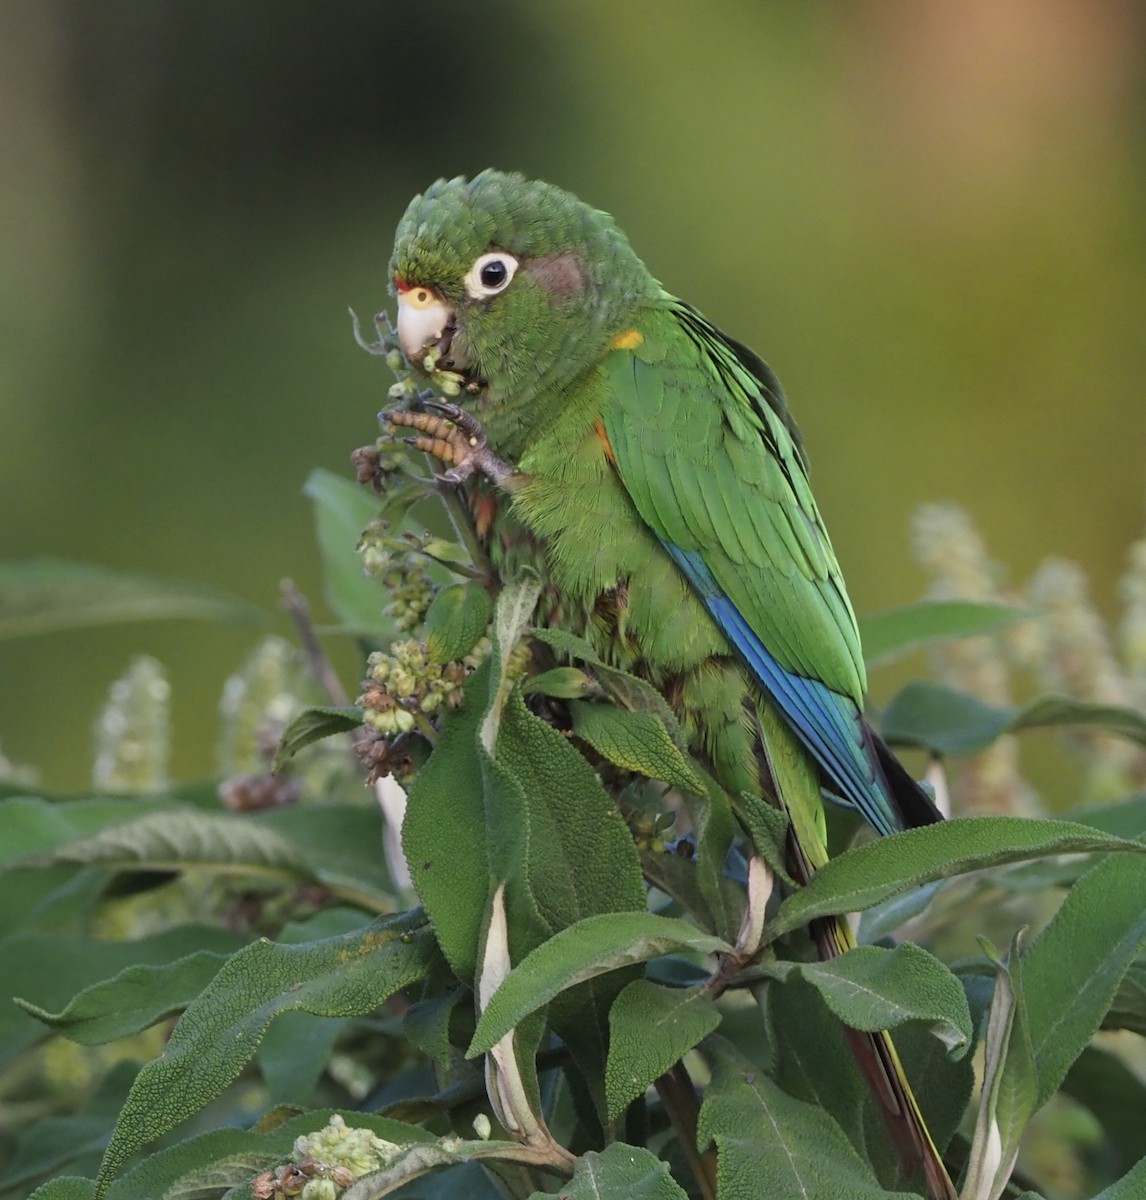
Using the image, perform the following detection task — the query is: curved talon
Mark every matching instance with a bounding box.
[385,404,515,488]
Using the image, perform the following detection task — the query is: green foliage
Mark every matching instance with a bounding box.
[5,371,1146,1200]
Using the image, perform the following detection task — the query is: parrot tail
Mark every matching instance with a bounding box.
[813,914,960,1200]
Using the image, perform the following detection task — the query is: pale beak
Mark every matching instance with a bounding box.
[396,286,453,363]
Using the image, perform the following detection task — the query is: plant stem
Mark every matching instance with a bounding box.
[654,1062,717,1200]
[281,579,351,707]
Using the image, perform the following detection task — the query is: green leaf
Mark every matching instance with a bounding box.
[569,701,709,795]
[303,467,388,633]
[27,1181,96,1200]
[859,600,1030,667]
[0,926,244,1063]
[0,559,268,639]
[109,1109,432,1200]
[94,912,439,1192]
[768,817,1146,939]
[1092,1155,1146,1200]
[274,704,361,769]
[761,943,971,1055]
[15,948,237,1045]
[882,682,1146,756]
[1106,958,1146,1036]
[424,581,491,663]
[6,802,396,913]
[1062,1046,1146,1175]
[697,1038,917,1199]
[605,981,721,1121]
[522,666,594,699]
[0,1061,136,1195]
[402,660,493,980]
[1021,851,1146,1107]
[468,913,729,1058]
[527,1144,689,1199]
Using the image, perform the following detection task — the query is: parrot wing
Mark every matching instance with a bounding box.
[601,300,938,835]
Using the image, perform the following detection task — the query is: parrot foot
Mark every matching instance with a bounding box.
[385,402,516,487]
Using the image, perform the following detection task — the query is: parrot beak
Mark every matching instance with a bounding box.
[396,284,454,364]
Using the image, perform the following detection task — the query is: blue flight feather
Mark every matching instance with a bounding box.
[663,542,900,837]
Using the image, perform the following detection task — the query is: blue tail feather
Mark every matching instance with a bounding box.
[663,543,900,837]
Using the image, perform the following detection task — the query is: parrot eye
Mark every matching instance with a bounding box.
[464,251,518,299]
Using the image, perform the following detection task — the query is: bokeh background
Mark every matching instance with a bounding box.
[3,0,1145,791]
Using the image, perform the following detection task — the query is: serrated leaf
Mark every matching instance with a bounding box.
[859,600,1031,668]
[526,1144,689,1199]
[697,1038,918,1199]
[469,913,729,1058]
[762,942,971,1054]
[304,467,388,633]
[569,701,709,795]
[882,682,1146,756]
[605,981,721,1121]
[273,705,361,769]
[424,582,491,663]
[94,913,439,1192]
[0,559,268,640]
[768,817,1146,939]
[1021,851,1146,1107]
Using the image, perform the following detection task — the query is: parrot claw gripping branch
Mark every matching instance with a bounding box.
[381,169,959,1200]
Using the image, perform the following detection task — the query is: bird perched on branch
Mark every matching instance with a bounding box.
[386,170,956,1200]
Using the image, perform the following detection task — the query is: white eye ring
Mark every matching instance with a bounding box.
[464,251,518,299]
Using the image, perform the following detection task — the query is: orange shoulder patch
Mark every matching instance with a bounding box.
[594,418,617,466]
[610,328,644,351]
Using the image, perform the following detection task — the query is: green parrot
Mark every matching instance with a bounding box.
[387,170,956,1200]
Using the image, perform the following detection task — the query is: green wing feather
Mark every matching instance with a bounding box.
[601,300,866,707]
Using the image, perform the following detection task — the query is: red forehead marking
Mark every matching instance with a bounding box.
[394,275,411,293]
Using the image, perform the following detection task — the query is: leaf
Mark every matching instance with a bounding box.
[569,701,709,795]
[761,943,971,1055]
[0,559,268,639]
[1061,1046,1146,1175]
[521,666,594,699]
[768,817,1146,939]
[605,981,721,1121]
[468,913,729,1058]
[1106,958,1146,1036]
[0,926,244,1063]
[273,704,362,769]
[697,1038,918,1199]
[424,581,491,663]
[526,1144,689,1199]
[27,1181,96,1200]
[1092,1155,1146,1200]
[6,802,396,913]
[15,948,237,1045]
[1021,850,1146,1106]
[94,912,439,1192]
[0,1061,136,1195]
[303,467,388,633]
[882,682,1146,756]
[963,933,1035,1200]
[858,600,1030,668]
[109,1109,433,1200]
[402,661,493,980]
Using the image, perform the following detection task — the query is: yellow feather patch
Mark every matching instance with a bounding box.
[610,328,644,351]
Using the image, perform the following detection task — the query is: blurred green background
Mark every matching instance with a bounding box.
[3,1,1145,791]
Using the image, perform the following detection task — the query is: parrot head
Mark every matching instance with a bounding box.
[389,171,659,433]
